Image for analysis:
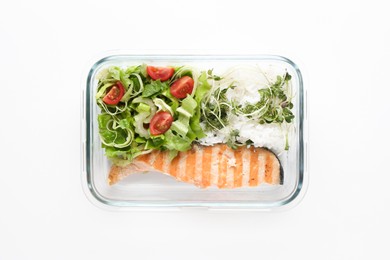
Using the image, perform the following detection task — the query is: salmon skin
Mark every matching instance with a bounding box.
[108,144,283,188]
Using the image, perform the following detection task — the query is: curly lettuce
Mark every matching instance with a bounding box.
[96,66,212,165]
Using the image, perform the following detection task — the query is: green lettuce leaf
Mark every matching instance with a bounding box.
[145,135,165,150]
[189,71,212,139]
[142,80,168,97]
[96,83,114,99]
[133,111,151,138]
[195,71,212,103]
[170,95,197,137]
[163,130,192,152]
[153,98,174,115]
[98,113,133,148]
[105,144,144,167]
[161,89,179,112]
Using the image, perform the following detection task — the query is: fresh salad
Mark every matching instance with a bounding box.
[96,64,294,166]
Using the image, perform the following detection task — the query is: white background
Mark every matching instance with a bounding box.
[0,0,389,259]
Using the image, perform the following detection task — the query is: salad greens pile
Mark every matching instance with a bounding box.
[96,65,210,166]
[96,64,294,166]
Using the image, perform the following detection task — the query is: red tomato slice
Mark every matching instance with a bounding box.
[146,66,174,81]
[170,76,194,99]
[149,111,173,135]
[102,81,125,105]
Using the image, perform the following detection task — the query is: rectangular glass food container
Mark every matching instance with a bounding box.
[81,54,307,211]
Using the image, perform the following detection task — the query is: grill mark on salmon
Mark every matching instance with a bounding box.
[241,147,251,187]
[183,147,197,183]
[249,146,260,187]
[176,152,187,181]
[233,147,243,188]
[264,153,273,184]
[194,146,203,187]
[138,153,151,164]
[258,151,266,184]
[210,145,220,187]
[217,145,228,188]
[162,152,170,174]
[201,146,212,188]
[148,151,159,166]
[169,152,181,177]
[225,148,235,188]
[153,151,163,170]
[108,144,283,188]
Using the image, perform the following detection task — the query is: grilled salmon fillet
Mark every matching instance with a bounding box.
[108,144,283,188]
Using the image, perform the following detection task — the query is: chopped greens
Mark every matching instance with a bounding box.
[170,95,197,137]
[142,80,169,98]
[96,65,206,166]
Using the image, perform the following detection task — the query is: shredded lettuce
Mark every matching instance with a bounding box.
[163,130,192,152]
[170,95,197,137]
[133,111,150,138]
[132,97,156,123]
[194,71,212,103]
[142,80,168,97]
[121,73,144,102]
[153,98,174,115]
[98,113,133,148]
[96,83,114,99]
[96,66,213,165]
[145,135,165,150]
[136,103,151,114]
[161,89,179,112]
[189,71,211,139]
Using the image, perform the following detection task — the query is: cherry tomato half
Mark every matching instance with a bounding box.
[146,66,175,81]
[102,81,125,105]
[170,76,194,99]
[149,111,173,136]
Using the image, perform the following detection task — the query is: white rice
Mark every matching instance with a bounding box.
[198,115,286,154]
